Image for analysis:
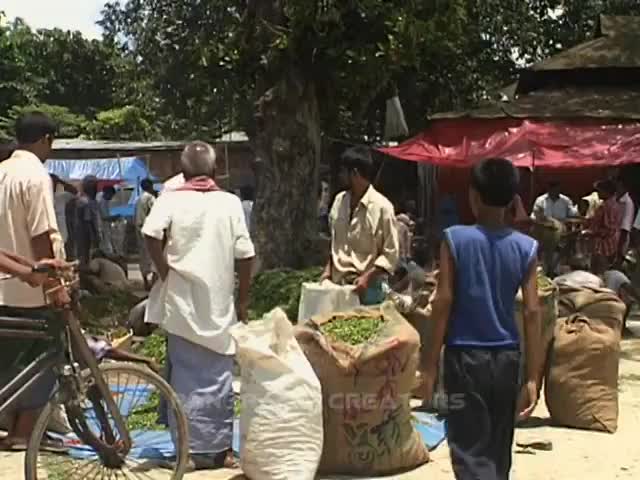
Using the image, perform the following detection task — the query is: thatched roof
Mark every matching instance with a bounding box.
[598,15,640,36]
[430,87,640,121]
[530,15,640,71]
[433,15,640,121]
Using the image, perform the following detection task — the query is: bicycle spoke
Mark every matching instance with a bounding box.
[46,455,100,480]
[73,459,103,480]
[30,364,184,480]
[123,462,162,480]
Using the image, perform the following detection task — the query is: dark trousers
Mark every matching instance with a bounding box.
[444,347,520,480]
[0,306,58,411]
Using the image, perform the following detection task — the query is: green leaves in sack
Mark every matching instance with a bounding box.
[320,315,384,345]
[537,273,554,291]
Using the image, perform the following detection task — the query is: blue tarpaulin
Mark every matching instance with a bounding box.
[53,382,446,461]
[45,157,158,218]
[45,157,155,183]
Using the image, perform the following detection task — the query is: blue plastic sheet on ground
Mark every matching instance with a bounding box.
[55,385,447,460]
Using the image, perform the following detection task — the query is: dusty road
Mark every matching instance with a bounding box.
[3,327,639,479]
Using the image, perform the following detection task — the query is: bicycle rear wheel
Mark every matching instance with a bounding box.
[25,362,189,480]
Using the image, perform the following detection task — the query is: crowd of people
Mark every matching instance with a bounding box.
[521,177,640,329]
[1,111,638,479]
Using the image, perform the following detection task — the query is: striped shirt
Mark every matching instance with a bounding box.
[590,197,623,258]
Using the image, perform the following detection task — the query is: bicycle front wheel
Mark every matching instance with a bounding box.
[25,362,189,480]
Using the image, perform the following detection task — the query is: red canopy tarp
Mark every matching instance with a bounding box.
[379,118,640,168]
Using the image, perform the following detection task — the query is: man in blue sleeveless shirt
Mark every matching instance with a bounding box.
[420,158,541,480]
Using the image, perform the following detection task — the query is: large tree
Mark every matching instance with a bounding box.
[99,0,536,268]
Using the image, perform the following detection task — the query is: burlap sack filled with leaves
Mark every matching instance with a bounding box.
[532,218,565,253]
[545,287,625,433]
[295,302,429,476]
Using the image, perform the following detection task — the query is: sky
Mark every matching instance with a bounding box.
[2,0,107,39]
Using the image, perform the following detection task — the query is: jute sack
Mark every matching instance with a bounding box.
[295,302,429,476]
[532,218,565,253]
[545,288,625,433]
[557,285,626,332]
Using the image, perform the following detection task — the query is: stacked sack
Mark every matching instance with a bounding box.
[545,286,626,433]
[295,302,429,476]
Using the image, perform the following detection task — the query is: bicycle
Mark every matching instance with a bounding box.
[0,262,189,479]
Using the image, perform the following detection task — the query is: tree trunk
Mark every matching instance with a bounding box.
[252,70,322,270]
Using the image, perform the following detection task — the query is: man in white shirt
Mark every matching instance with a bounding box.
[616,178,635,264]
[134,179,158,290]
[143,141,254,470]
[531,182,577,276]
[531,182,578,222]
[239,185,255,230]
[50,175,77,246]
[97,186,119,256]
[0,113,69,451]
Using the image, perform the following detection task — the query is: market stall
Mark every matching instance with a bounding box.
[45,156,159,217]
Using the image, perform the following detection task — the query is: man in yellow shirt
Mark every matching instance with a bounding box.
[322,146,399,305]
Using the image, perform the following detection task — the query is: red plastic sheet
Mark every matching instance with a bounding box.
[379,119,640,168]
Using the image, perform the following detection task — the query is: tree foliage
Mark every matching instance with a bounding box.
[0,103,89,142]
[0,16,125,117]
[97,0,640,141]
[88,106,159,141]
[3,2,640,267]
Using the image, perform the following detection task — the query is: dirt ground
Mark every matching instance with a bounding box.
[2,324,639,479]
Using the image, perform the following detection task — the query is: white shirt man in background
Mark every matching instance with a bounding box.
[50,175,77,245]
[616,177,635,263]
[143,141,254,470]
[531,182,578,222]
[239,185,255,229]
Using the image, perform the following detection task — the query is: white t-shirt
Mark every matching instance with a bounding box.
[142,190,255,354]
[531,193,577,221]
[618,193,635,232]
[242,199,254,229]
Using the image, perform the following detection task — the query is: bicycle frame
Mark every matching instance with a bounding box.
[0,316,62,416]
[0,306,133,456]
